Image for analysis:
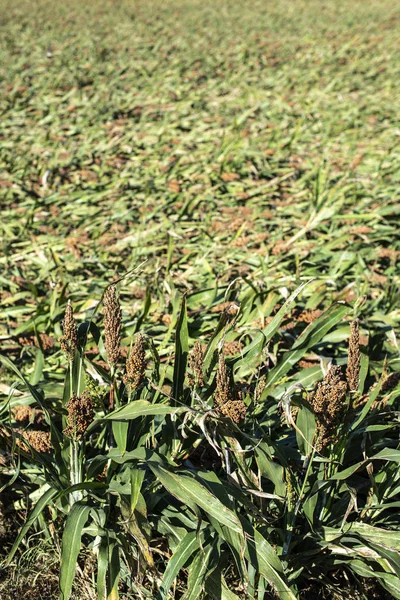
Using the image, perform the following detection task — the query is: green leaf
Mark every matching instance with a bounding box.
[29,346,44,385]
[252,529,297,599]
[0,353,49,416]
[112,421,128,455]
[234,331,265,378]
[330,448,400,481]
[120,496,155,570]
[183,543,215,600]
[292,303,349,350]
[368,542,400,579]
[372,448,400,462]
[350,560,400,599]
[255,444,286,497]
[96,538,108,600]
[329,460,368,480]
[130,468,145,513]
[173,295,189,404]
[71,349,85,395]
[296,402,316,455]
[108,538,120,600]
[6,486,58,565]
[236,281,312,373]
[349,522,400,550]
[157,532,200,600]
[219,517,297,600]
[351,378,383,431]
[203,312,230,374]
[261,280,312,344]
[358,351,369,394]
[264,303,349,390]
[148,462,243,534]
[60,503,91,600]
[102,400,188,421]
[206,567,242,600]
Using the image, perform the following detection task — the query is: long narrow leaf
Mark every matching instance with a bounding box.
[60,503,91,600]
[149,462,243,534]
[6,486,58,565]
[157,532,200,600]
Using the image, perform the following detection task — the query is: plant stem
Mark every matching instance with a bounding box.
[70,439,82,504]
[283,447,316,556]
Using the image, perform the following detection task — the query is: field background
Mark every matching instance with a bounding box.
[1,0,399,330]
[1,0,400,598]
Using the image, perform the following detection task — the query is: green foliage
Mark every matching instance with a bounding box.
[0,0,399,598]
[1,282,399,599]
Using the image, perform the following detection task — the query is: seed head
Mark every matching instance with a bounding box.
[310,365,348,450]
[346,320,361,392]
[219,399,246,424]
[60,300,78,361]
[187,341,205,387]
[214,355,233,406]
[123,333,146,391]
[13,405,33,424]
[63,391,95,439]
[214,355,246,423]
[103,286,122,367]
[18,430,52,453]
[222,340,243,356]
[285,470,296,511]
[254,374,267,403]
[381,371,400,393]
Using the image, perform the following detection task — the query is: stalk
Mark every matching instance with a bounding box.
[283,447,316,556]
[70,439,82,504]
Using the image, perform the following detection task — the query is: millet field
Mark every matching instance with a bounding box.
[0,0,399,598]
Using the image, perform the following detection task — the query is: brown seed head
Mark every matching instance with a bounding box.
[19,430,52,453]
[123,333,146,391]
[296,309,323,324]
[222,340,244,356]
[346,320,361,392]
[381,371,400,393]
[254,375,267,403]
[59,300,78,361]
[103,286,122,367]
[187,341,205,387]
[312,365,348,419]
[13,405,33,423]
[214,355,233,407]
[310,365,348,450]
[219,399,246,424]
[63,391,95,439]
[213,355,246,423]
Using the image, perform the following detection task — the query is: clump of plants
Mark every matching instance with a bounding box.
[0,283,399,600]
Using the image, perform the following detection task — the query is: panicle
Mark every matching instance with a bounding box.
[309,364,348,450]
[346,319,361,392]
[254,374,266,403]
[60,300,78,361]
[214,354,246,424]
[187,341,205,387]
[123,333,146,391]
[218,399,246,424]
[13,405,33,423]
[214,354,233,406]
[63,391,95,439]
[222,340,244,356]
[103,285,122,367]
[18,430,52,453]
